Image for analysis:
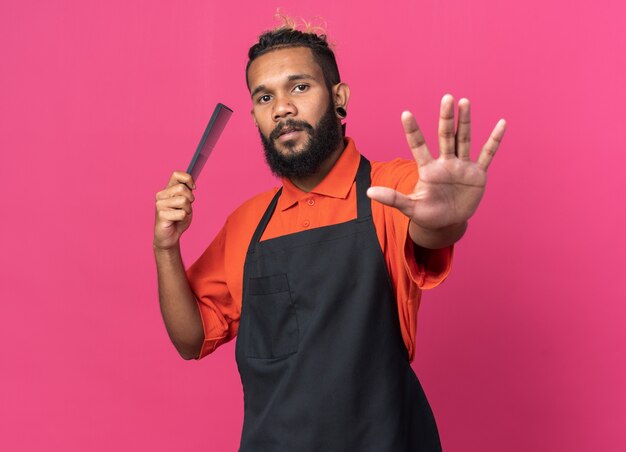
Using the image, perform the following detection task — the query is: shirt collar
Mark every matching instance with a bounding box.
[277,137,360,211]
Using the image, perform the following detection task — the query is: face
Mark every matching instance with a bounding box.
[247,46,343,178]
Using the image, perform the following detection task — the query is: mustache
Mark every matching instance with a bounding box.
[269,119,314,141]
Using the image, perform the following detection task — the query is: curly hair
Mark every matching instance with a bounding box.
[246,17,341,92]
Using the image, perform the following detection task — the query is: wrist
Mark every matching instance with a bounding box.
[153,242,181,257]
[409,220,467,249]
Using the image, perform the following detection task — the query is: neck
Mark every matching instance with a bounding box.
[289,139,346,192]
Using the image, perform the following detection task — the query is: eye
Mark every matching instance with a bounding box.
[293,84,309,93]
[257,94,272,104]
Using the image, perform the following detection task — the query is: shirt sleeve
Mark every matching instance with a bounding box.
[404,233,454,289]
[185,219,239,359]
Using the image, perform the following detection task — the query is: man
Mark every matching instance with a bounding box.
[154,24,506,451]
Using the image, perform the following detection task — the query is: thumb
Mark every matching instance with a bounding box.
[367,187,414,213]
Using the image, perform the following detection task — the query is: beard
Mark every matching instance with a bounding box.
[259,102,343,179]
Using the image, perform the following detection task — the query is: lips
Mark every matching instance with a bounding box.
[278,125,302,138]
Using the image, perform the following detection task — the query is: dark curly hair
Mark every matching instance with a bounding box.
[246,25,341,92]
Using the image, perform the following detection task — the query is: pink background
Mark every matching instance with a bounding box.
[1,0,625,450]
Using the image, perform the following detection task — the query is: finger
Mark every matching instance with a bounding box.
[156,183,195,203]
[455,98,471,160]
[156,197,192,215]
[401,111,433,167]
[367,186,415,216]
[158,209,190,222]
[166,171,196,190]
[477,119,507,170]
[438,94,456,159]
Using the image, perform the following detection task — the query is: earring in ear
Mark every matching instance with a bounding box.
[336,107,347,119]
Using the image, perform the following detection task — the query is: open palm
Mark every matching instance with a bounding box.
[368,94,507,231]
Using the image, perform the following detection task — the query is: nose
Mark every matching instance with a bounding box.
[272,95,296,122]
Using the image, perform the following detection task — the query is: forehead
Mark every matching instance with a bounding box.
[247,46,325,91]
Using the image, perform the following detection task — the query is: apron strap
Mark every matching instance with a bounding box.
[355,156,372,219]
[247,187,282,255]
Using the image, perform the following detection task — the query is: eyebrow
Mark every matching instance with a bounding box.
[250,73,316,99]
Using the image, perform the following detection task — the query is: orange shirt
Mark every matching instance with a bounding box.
[186,137,452,362]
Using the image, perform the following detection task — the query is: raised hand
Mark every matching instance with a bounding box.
[154,171,196,251]
[367,94,507,247]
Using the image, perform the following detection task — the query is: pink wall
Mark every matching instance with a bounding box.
[1,0,625,450]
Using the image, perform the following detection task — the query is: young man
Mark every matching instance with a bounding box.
[154,25,506,451]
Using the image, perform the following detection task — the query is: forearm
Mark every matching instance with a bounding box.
[409,220,467,249]
[154,245,204,360]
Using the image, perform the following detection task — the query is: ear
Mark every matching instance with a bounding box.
[250,108,258,127]
[332,82,350,112]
